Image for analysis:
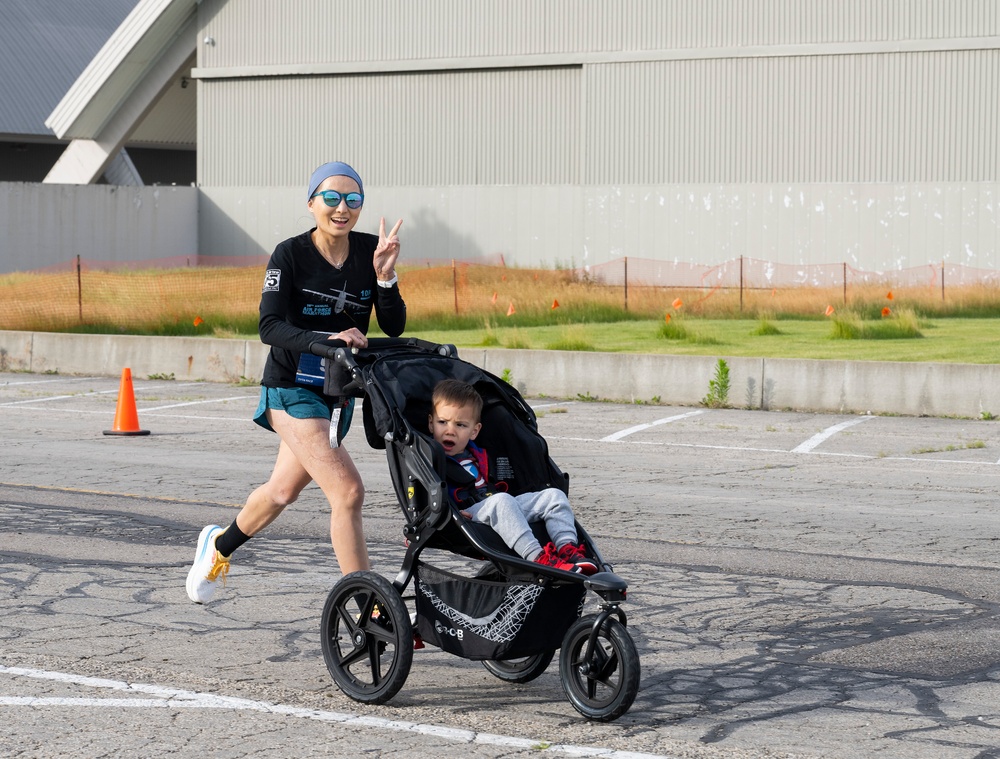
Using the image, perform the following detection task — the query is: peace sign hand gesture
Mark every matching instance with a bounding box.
[374,217,402,281]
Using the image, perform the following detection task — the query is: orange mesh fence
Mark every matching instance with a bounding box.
[0,264,262,333]
[586,256,1000,289]
[2,256,998,333]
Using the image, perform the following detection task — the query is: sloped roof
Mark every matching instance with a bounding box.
[0,0,140,139]
[45,0,197,142]
[40,0,197,183]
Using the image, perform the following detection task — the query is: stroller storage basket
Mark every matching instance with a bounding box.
[414,562,585,660]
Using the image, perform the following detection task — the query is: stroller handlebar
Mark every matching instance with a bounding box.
[309,338,459,397]
[309,340,363,396]
[311,337,458,361]
[310,337,457,357]
[309,339,349,359]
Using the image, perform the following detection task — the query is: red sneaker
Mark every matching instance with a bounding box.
[534,542,577,572]
[557,543,599,575]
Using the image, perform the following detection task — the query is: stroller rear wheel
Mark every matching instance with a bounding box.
[481,650,555,683]
[320,570,412,704]
[559,613,640,722]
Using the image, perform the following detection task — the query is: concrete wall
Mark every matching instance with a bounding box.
[0,182,197,273]
[5,180,998,277]
[1,330,996,419]
[199,182,1000,274]
[475,350,1000,419]
[0,331,261,385]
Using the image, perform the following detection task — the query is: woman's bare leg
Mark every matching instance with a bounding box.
[235,438,313,536]
[267,410,370,573]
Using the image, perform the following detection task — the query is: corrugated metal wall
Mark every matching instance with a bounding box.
[197,0,1000,186]
[198,68,581,187]
[198,0,998,66]
[194,0,1000,270]
[198,51,1000,185]
[586,50,1000,183]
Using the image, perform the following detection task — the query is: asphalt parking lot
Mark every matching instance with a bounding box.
[3,371,1000,758]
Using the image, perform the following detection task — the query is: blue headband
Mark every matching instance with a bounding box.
[307,161,364,199]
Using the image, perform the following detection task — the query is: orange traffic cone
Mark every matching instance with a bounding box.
[103,368,150,436]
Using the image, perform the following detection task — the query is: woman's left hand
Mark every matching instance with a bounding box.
[374,217,402,280]
[332,328,367,348]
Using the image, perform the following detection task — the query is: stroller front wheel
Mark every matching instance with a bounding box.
[559,613,640,721]
[320,570,413,705]
[481,650,555,683]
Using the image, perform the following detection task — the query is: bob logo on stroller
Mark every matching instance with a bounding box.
[433,620,464,640]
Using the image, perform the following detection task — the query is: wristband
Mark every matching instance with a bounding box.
[377,274,398,288]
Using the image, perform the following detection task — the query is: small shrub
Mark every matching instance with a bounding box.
[479,318,501,346]
[656,319,722,345]
[830,309,923,340]
[751,317,783,336]
[504,335,532,349]
[702,358,731,408]
[830,312,863,339]
[691,333,722,345]
[545,325,596,352]
[656,321,690,340]
[546,338,596,351]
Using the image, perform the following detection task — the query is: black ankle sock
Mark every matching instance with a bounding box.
[214,519,251,558]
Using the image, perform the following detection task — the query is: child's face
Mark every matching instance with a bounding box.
[428,401,481,455]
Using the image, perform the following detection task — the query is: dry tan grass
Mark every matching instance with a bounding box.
[1,263,997,334]
[0,268,260,332]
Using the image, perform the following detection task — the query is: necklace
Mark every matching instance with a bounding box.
[311,230,348,269]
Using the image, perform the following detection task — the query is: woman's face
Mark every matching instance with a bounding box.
[308,175,362,239]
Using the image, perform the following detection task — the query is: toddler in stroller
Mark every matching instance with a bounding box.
[428,378,598,575]
[313,337,640,721]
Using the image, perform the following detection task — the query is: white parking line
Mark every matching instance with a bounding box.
[143,396,255,411]
[601,410,707,442]
[551,435,1000,469]
[0,390,119,406]
[0,381,203,407]
[0,665,670,759]
[791,416,874,453]
[0,377,95,387]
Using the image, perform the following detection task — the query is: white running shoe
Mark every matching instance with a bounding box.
[185,525,229,604]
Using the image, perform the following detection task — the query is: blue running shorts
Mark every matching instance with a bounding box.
[253,386,354,438]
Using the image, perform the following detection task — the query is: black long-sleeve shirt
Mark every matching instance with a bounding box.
[258,229,406,388]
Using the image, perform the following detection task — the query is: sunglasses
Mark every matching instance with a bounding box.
[310,190,364,209]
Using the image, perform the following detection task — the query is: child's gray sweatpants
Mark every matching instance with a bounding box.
[464,487,577,560]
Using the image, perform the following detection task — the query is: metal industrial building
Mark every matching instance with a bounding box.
[6,0,1000,276]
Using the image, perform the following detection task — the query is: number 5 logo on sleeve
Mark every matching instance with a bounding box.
[263,269,281,292]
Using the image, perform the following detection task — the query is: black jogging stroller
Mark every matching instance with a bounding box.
[310,337,640,721]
